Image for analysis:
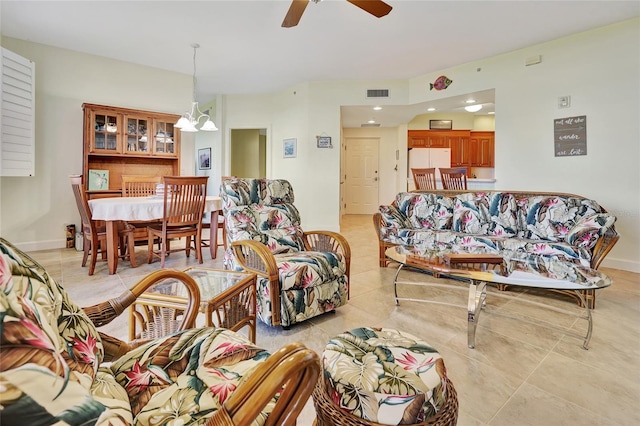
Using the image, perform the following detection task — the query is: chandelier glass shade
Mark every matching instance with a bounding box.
[175,44,218,132]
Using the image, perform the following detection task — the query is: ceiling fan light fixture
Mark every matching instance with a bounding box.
[176,43,218,133]
[464,104,483,112]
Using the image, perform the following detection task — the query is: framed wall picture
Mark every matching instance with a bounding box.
[317,136,332,148]
[88,169,109,190]
[429,120,453,130]
[198,147,211,170]
[283,138,297,158]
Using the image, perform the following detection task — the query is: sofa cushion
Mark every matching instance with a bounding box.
[1,238,129,425]
[394,193,453,230]
[276,251,347,290]
[486,192,519,237]
[225,204,304,253]
[109,327,271,424]
[222,178,295,207]
[517,195,603,241]
[453,195,490,234]
[566,213,617,249]
[379,204,412,229]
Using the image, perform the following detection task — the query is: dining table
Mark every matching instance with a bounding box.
[88,195,222,275]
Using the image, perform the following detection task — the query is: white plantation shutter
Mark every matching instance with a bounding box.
[1,47,35,176]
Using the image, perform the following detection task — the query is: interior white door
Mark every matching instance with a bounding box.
[345,138,379,214]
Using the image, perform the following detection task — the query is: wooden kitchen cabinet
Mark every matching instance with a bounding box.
[470,131,495,167]
[450,135,471,167]
[409,130,494,167]
[82,103,181,196]
[408,130,462,148]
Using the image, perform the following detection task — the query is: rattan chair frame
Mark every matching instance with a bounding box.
[82,269,201,362]
[230,229,351,326]
[439,167,468,190]
[412,167,438,190]
[312,376,459,426]
[206,342,321,426]
[82,270,320,425]
[147,176,209,267]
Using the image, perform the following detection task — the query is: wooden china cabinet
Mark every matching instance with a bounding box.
[82,103,181,198]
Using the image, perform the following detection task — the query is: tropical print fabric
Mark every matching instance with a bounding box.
[0,237,274,426]
[378,192,616,269]
[321,327,449,425]
[221,178,349,327]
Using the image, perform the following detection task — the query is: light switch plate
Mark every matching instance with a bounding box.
[558,96,571,108]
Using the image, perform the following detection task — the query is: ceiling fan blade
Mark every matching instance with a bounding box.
[282,0,309,28]
[347,0,392,18]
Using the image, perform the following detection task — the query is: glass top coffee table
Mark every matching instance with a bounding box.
[386,246,612,350]
[129,267,257,343]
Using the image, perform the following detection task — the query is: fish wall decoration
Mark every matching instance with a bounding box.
[430,75,452,91]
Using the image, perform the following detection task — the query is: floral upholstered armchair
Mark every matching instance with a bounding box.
[0,237,320,425]
[220,178,351,328]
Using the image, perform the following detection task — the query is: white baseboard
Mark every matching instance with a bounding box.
[17,239,67,253]
[600,257,640,273]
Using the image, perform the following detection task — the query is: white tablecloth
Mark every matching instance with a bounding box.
[89,196,222,221]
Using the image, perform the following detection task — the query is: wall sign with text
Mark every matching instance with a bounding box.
[554,115,587,157]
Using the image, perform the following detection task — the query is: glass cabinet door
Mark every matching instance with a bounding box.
[91,111,120,153]
[124,116,149,154]
[154,120,176,155]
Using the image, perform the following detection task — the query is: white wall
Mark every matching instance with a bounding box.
[222,18,639,272]
[0,37,192,249]
[1,19,638,272]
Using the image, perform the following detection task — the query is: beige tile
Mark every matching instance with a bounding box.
[20,215,640,425]
[527,352,640,425]
[491,382,614,426]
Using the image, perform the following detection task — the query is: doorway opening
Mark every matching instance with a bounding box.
[230,128,267,178]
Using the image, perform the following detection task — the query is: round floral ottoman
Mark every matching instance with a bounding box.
[313,327,458,426]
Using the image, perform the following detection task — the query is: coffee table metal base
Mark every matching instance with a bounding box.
[393,263,594,350]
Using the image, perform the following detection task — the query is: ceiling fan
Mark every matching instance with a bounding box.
[282,0,392,28]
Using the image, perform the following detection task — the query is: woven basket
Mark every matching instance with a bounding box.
[312,377,459,426]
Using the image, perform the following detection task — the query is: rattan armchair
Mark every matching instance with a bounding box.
[229,231,352,326]
[0,237,321,425]
[221,178,351,329]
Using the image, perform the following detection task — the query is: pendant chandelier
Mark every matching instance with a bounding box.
[175,43,218,133]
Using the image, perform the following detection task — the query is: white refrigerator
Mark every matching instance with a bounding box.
[407,148,451,190]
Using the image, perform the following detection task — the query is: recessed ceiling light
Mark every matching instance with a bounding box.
[488,111,495,115]
[465,99,476,104]
[373,106,382,111]
[427,107,436,112]
[368,119,376,124]
[464,104,482,112]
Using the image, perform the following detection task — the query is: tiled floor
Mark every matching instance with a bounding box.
[30,215,639,425]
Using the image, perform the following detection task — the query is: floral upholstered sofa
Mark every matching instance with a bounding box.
[0,237,319,425]
[373,190,619,308]
[220,178,350,329]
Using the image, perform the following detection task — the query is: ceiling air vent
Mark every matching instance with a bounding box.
[361,123,381,127]
[366,89,389,98]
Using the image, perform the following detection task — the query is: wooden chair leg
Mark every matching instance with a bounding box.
[127,234,137,268]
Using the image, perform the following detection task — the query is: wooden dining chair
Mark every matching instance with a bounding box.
[121,175,162,197]
[71,183,137,275]
[440,167,468,190]
[411,167,437,190]
[122,175,163,244]
[147,176,209,267]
